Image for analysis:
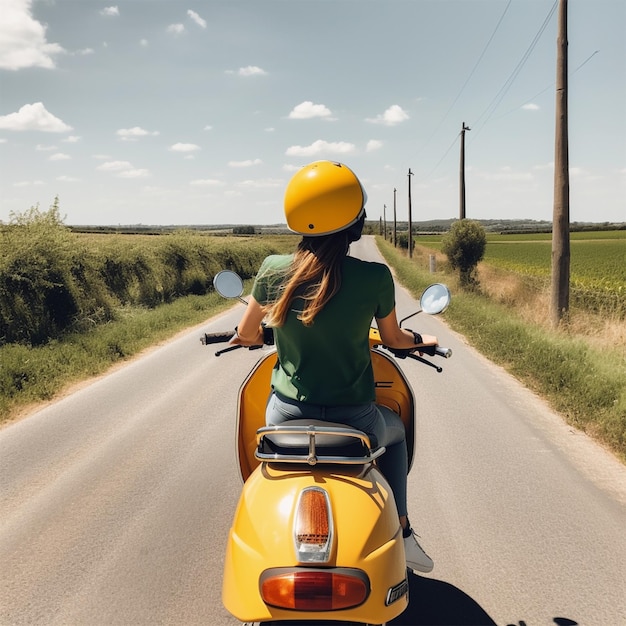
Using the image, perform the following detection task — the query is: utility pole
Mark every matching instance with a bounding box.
[383,204,387,240]
[407,169,414,258]
[551,0,570,327]
[460,122,471,220]
[393,188,397,247]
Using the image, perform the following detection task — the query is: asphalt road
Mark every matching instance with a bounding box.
[1,236,625,626]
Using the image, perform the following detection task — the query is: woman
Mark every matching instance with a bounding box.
[231,160,436,573]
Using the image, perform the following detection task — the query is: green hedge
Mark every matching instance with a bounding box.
[0,204,279,346]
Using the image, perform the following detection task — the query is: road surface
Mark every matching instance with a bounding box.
[1,236,625,625]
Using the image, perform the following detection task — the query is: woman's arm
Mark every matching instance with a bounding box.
[229,296,266,346]
[376,308,437,349]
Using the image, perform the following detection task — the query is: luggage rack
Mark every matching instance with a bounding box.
[255,421,386,466]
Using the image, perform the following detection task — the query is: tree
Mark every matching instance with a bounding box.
[232,225,256,235]
[441,219,487,288]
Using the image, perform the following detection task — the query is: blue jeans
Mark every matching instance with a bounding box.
[265,392,408,517]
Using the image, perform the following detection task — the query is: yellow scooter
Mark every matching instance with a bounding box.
[203,271,451,626]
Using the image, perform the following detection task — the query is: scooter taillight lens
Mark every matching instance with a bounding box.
[260,570,369,611]
[294,487,332,563]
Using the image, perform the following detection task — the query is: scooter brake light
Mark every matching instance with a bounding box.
[260,568,369,611]
[294,487,333,563]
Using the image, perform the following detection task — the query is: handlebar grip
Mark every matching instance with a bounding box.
[435,346,452,358]
[201,330,236,345]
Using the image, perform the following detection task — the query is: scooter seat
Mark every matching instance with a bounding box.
[257,419,379,461]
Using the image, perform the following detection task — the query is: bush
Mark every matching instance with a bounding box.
[0,200,115,345]
[441,220,487,288]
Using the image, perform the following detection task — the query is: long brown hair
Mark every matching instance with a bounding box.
[264,231,351,327]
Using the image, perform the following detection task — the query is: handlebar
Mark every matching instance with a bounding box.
[201,331,236,345]
[200,328,451,371]
[382,343,452,373]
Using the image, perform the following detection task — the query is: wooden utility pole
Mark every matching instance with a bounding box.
[551,0,570,327]
[460,122,471,220]
[383,204,387,240]
[393,188,397,247]
[407,169,414,258]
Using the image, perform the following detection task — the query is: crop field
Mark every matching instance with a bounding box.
[418,231,626,316]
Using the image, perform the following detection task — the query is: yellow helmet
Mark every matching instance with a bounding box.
[284,161,367,236]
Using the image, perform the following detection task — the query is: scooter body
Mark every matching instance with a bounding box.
[222,330,416,625]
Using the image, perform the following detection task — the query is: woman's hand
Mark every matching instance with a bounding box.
[229,296,266,347]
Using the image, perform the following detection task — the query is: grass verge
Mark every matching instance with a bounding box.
[0,285,250,424]
[377,237,626,463]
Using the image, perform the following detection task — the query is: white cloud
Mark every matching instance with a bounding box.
[522,103,540,111]
[238,66,267,77]
[285,139,356,157]
[366,140,383,152]
[116,126,159,140]
[366,104,409,126]
[237,178,283,189]
[118,169,150,179]
[190,179,226,187]
[96,160,133,172]
[49,152,70,161]
[288,101,332,120]
[14,180,44,187]
[100,6,119,17]
[0,0,65,70]
[203,125,213,131]
[167,24,185,35]
[0,102,73,132]
[57,175,80,182]
[187,10,207,29]
[62,135,81,143]
[532,162,554,171]
[228,159,262,167]
[478,168,533,182]
[36,143,56,151]
[169,143,201,152]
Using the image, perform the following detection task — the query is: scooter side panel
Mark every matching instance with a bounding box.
[371,350,416,470]
[236,351,278,481]
[222,463,409,623]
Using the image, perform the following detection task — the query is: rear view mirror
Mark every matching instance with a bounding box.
[420,283,451,315]
[213,270,244,299]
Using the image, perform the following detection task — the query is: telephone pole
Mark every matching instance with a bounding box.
[383,204,387,240]
[460,122,471,220]
[393,188,397,247]
[407,169,414,258]
[551,0,570,327]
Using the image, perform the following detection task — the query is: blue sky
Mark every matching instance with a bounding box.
[1,0,624,226]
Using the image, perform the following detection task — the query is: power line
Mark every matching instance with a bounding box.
[420,0,513,154]
[471,0,558,137]
[493,49,600,121]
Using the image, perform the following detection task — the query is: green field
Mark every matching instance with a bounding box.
[417,231,626,316]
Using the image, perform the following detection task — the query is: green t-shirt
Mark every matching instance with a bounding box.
[252,254,395,405]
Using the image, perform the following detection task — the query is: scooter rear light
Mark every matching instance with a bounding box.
[260,569,369,611]
[294,487,333,563]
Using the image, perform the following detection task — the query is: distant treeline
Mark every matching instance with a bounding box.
[69,219,626,237]
[0,204,288,346]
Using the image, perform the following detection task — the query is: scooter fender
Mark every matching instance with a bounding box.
[222,461,409,623]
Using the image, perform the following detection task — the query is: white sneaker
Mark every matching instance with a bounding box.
[403,528,434,573]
